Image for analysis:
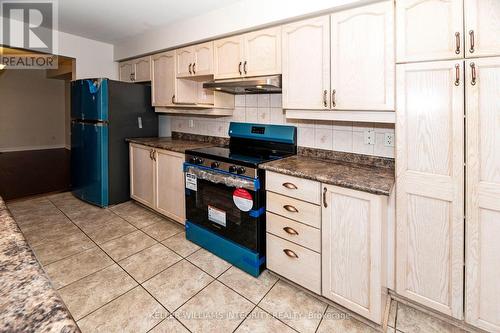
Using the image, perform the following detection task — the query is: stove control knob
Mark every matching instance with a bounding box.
[190,157,203,165]
[210,161,220,169]
[236,167,246,175]
[228,165,237,173]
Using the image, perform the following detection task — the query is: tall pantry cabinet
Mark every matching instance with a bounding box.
[395,0,500,330]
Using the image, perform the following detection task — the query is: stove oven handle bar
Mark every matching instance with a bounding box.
[183,162,260,191]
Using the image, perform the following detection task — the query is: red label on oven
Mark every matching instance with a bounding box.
[233,188,253,212]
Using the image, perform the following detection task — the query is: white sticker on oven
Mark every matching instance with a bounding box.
[233,188,253,212]
[185,173,197,191]
[208,205,226,227]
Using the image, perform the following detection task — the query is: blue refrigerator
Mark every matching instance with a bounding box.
[71,78,158,207]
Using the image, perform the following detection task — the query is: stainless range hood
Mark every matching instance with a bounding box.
[203,75,281,94]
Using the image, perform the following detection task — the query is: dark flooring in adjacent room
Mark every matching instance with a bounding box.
[0,148,70,200]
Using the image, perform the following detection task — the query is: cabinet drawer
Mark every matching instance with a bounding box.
[266,212,320,252]
[267,233,321,294]
[266,191,321,228]
[266,171,320,204]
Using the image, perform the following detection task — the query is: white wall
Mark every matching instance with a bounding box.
[115,0,374,60]
[58,31,117,80]
[161,94,395,158]
[0,17,117,80]
[0,70,66,151]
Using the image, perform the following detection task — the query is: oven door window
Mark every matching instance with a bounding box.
[185,177,262,252]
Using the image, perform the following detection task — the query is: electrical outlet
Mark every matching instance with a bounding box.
[364,130,375,145]
[384,133,395,147]
[188,119,195,128]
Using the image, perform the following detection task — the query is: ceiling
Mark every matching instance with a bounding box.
[58,0,243,44]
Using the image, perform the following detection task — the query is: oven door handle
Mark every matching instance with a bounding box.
[184,164,259,191]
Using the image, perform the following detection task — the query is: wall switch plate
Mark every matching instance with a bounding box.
[384,133,395,147]
[188,119,195,128]
[364,130,375,145]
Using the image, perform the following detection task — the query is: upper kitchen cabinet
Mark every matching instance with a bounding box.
[282,15,330,110]
[214,27,281,79]
[464,0,500,58]
[119,56,152,82]
[176,41,214,79]
[330,1,394,111]
[242,26,281,77]
[214,35,245,79]
[396,60,464,319]
[151,51,176,107]
[119,61,135,82]
[396,0,464,63]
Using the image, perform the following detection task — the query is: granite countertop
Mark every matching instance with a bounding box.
[126,137,217,153]
[0,196,80,332]
[260,155,395,196]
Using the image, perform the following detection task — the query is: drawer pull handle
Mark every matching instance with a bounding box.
[323,187,328,208]
[283,205,298,213]
[469,30,475,53]
[283,249,299,259]
[282,182,298,190]
[283,227,299,236]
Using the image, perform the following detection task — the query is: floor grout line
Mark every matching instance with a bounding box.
[314,304,329,333]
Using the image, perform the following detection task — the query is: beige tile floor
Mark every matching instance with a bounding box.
[8,192,472,333]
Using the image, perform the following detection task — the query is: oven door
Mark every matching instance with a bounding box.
[184,165,264,252]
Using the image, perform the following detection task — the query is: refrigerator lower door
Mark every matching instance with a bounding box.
[71,121,109,207]
[71,79,109,121]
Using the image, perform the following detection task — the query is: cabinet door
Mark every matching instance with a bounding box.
[134,56,151,82]
[282,15,330,110]
[465,57,500,332]
[176,47,194,78]
[331,1,394,111]
[130,144,155,208]
[214,35,244,79]
[464,0,500,58]
[193,41,214,76]
[155,149,186,224]
[243,26,281,77]
[151,51,176,107]
[396,0,463,63]
[119,61,134,82]
[396,60,464,319]
[322,184,386,323]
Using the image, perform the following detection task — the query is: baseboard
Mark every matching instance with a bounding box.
[0,144,66,153]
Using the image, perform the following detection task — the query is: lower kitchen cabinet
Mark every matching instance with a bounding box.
[265,171,388,324]
[129,144,155,207]
[129,143,186,224]
[321,184,387,323]
[155,149,186,224]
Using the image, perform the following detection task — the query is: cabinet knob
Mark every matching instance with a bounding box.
[323,187,328,208]
[470,62,477,86]
[283,249,299,259]
[283,227,299,236]
[282,182,298,190]
[454,32,461,55]
[469,30,475,53]
[283,205,298,213]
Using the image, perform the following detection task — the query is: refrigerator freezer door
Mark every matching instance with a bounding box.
[71,79,109,121]
[71,121,109,207]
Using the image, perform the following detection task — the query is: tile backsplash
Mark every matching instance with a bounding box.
[159,94,395,158]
